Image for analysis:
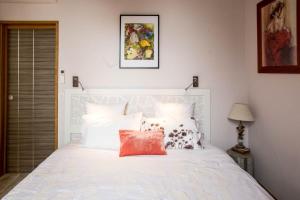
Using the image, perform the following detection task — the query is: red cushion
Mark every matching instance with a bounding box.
[119,130,167,157]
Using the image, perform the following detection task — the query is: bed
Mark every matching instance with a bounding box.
[2,89,273,199]
[3,144,273,200]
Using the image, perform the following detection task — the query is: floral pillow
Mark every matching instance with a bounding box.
[141,117,203,150]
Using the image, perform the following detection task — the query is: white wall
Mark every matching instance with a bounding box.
[2,0,300,198]
[0,0,249,149]
[245,0,300,199]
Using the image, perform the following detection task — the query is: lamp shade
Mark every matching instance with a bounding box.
[228,103,254,122]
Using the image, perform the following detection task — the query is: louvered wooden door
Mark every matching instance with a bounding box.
[5,24,57,173]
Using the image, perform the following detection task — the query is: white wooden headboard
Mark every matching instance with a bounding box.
[64,89,211,146]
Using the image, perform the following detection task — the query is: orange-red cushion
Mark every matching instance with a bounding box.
[119,130,167,157]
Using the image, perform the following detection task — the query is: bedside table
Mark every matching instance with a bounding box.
[226,149,254,176]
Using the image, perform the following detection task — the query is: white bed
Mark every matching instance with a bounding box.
[3,89,273,199]
[3,144,273,200]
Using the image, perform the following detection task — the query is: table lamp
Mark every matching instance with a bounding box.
[228,103,254,154]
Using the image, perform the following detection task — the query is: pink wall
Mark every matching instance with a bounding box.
[245,0,300,199]
[0,0,249,149]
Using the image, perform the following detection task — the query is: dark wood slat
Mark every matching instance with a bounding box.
[33,29,55,168]
[7,29,19,173]
[6,28,56,173]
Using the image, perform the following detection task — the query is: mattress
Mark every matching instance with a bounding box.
[3,145,273,200]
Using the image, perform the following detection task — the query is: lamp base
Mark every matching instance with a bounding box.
[231,145,250,154]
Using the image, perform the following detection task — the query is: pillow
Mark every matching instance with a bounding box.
[82,114,110,126]
[85,102,127,117]
[81,114,115,142]
[141,117,202,150]
[81,112,142,150]
[119,130,167,157]
[154,102,194,120]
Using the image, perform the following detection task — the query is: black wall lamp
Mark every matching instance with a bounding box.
[73,76,85,91]
[185,76,199,91]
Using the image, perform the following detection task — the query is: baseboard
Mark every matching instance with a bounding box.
[257,180,278,200]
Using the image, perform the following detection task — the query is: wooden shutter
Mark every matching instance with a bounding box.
[33,29,56,167]
[6,27,56,173]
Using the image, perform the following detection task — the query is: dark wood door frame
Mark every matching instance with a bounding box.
[0,22,6,177]
[0,21,59,176]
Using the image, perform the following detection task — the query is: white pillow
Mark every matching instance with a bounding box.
[141,117,202,150]
[82,114,110,126]
[81,112,142,150]
[85,102,127,117]
[154,102,194,120]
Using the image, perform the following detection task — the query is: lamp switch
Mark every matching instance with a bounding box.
[59,69,65,84]
[73,76,79,87]
[193,76,199,87]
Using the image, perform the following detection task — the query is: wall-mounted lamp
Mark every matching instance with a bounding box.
[73,76,85,91]
[185,76,199,91]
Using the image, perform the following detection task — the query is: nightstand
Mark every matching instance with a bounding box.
[226,149,254,176]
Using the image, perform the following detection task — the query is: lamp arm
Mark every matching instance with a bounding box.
[78,81,85,91]
[185,82,193,91]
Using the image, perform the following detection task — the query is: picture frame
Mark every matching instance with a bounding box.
[257,0,300,73]
[119,15,159,69]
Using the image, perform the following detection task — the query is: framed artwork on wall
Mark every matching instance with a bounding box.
[257,0,300,73]
[119,15,159,69]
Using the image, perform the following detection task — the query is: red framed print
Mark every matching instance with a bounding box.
[257,0,300,73]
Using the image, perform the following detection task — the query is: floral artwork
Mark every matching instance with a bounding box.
[120,15,159,69]
[124,23,154,60]
[257,0,300,73]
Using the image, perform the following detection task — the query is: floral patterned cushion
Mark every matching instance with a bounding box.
[141,117,203,150]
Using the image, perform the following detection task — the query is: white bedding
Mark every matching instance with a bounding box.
[3,145,273,200]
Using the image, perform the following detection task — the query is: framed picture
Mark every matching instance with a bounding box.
[119,15,159,69]
[257,0,300,73]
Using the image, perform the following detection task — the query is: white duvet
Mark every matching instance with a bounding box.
[3,145,273,200]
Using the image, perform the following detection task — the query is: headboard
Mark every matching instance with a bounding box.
[64,89,211,146]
